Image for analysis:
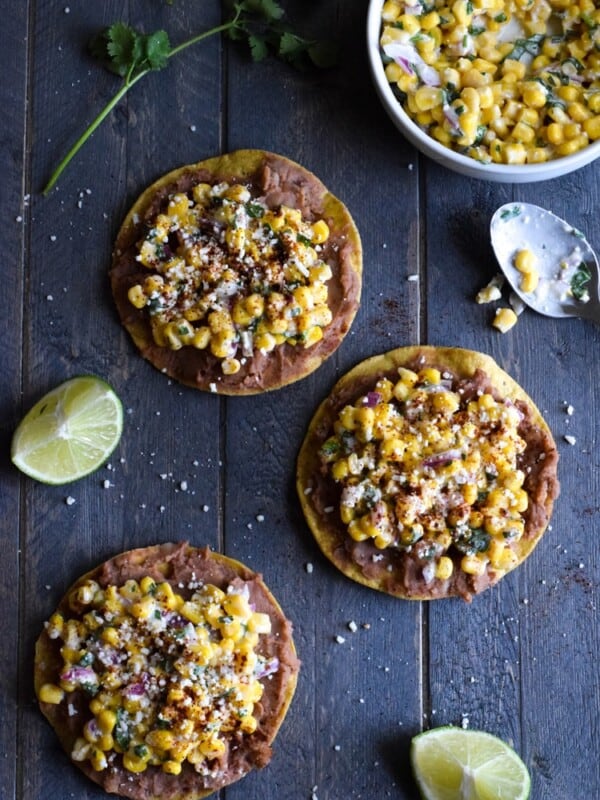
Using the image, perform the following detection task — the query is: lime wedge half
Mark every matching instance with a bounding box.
[11,376,123,485]
[411,726,531,800]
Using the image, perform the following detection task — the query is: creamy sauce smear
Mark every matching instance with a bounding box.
[491,203,595,318]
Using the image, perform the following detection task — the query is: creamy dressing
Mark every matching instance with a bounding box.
[490,203,600,321]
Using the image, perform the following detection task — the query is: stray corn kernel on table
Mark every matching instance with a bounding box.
[2,1,600,799]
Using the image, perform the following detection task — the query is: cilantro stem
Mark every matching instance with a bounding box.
[42,16,240,195]
[42,72,147,195]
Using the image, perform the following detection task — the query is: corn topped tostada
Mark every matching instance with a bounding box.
[111,150,362,394]
[297,346,559,602]
[34,542,300,799]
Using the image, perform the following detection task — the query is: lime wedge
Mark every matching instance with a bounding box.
[11,376,123,485]
[411,726,531,800]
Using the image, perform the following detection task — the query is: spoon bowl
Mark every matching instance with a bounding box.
[490,203,600,323]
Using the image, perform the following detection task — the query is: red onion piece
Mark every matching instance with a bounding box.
[365,391,382,408]
[422,449,462,468]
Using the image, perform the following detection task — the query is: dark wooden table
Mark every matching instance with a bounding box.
[2,2,599,799]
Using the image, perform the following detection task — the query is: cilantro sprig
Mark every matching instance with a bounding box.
[43,1,336,194]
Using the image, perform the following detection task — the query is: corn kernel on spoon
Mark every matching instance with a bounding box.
[490,202,600,323]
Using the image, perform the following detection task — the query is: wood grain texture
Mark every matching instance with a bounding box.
[2,0,599,799]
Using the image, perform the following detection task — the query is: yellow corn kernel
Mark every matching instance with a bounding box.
[247,611,272,634]
[162,760,182,776]
[311,220,330,244]
[520,270,539,293]
[192,327,211,349]
[415,86,443,111]
[514,248,536,273]
[420,367,441,385]
[492,307,518,333]
[254,333,277,353]
[39,683,64,704]
[381,0,401,21]
[96,709,117,735]
[155,581,180,610]
[90,749,108,772]
[526,147,550,164]
[192,182,212,204]
[146,729,175,751]
[546,122,565,145]
[511,121,536,143]
[587,95,600,115]
[397,13,420,33]
[504,142,528,164]
[432,391,460,415]
[501,59,526,80]
[303,326,324,348]
[123,753,148,773]
[348,519,369,542]
[461,555,487,576]
[567,102,591,123]
[130,596,154,620]
[127,285,147,309]
[46,612,64,639]
[210,331,236,359]
[101,627,119,647]
[222,357,241,375]
[583,116,600,141]
[556,136,588,156]
[452,0,472,24]
[462,483,479,505]
[435,556,454,580]
[332,459,349,481]
[245,293,265,318]
[340,504,355,524]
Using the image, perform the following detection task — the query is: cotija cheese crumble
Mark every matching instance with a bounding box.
[127,182,334,375]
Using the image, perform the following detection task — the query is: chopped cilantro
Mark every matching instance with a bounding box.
[570,263,591,301]
[297,233,312,246]
[500,206,521,221]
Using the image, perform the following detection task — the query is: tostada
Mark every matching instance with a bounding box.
[297,346,559,601]
[111,150,362,394]
[34,542,300,799]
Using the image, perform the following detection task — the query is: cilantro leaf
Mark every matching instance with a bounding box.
[144,30,171,70]
[43,2,336,193]
[248,33,269,61]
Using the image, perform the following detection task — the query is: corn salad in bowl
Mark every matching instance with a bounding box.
[367,0,600,181]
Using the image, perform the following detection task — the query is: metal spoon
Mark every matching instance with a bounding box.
[490,202,600,323]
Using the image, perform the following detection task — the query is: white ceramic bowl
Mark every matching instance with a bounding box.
[366,0,600,183]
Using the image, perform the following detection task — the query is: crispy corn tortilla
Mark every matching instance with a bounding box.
[111,150,362,394]
[34,543,299,800]
[296,346,560,601]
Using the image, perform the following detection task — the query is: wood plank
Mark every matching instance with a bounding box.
[224,2,425,797]
[20,2,225,799]
[1,1,29,798]
[423,159,600,796]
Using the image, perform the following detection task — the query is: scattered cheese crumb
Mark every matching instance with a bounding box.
[475,274,504,304]
[563,435,576,445]
[407,273,419,282]
[256,514,265,523]
[102,479,111,489]
[335,635,346,644]
[323,506,334,514]
[65,496,76,506]
[461,716,470,729]
[566,404,574,415]
[180,480,188,491]
[202,505,209,512]
[347,620,358,633]
[305,562,314,574]
[209,382,217,393]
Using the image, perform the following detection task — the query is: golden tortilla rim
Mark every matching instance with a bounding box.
[34,543,299,800]
[111,150,362,395]
[296,345,559,601]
